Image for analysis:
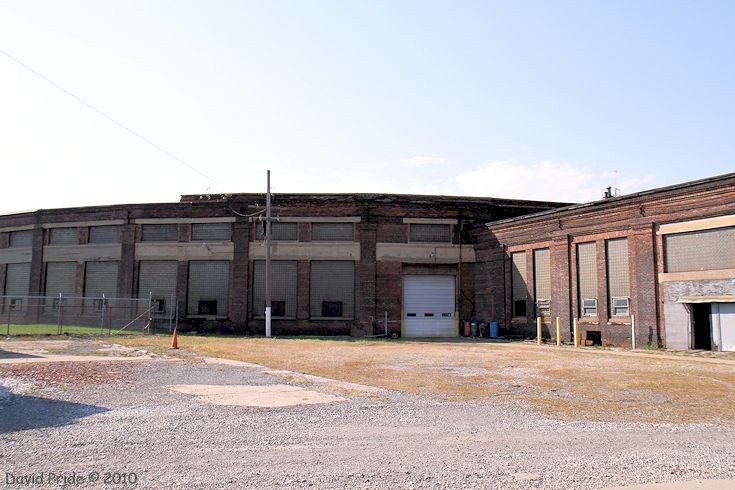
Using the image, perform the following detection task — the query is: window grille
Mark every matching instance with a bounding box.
[311,223,353,241]
[89,226,119,244]
[49,228,77,245]
[664,226,735,273]
[606,238,630,317]
[252,260,297,318]
[9,230,32,247]
[533,249,551,316]
[511,252,527,317]
[192,223,230,241]
[141,224,178,242]
[577,242,597,317]
[138,261,178,315]
[187,261,229,316]
[409,224,451,243]
[309,261,354,318]
[256,222,297,241]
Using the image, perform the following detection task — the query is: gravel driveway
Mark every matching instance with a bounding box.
[1,346,734,489]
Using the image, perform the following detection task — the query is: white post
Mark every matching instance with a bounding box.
[631,314,636,350]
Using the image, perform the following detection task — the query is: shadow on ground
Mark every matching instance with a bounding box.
[0,350,42,360]
[0,394,109,433]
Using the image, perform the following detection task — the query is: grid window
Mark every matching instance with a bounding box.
[409,224,451,243]
[192,223,230,241]
[577,242,598,317]
[89,226,120,244]
[141,224,178,242]
[256,222,298,241]
[309,261,354,318]
[533,249,551,316]
[9,230,33,247]
[606,238,630,318]
[311,223,353,241]
[49,228,77,245]
[664,226,735,273]
[511,252,527,317]
[252,260,297,318]
[187,261,230,316]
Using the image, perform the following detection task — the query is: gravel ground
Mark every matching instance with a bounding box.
[1,354,734,489]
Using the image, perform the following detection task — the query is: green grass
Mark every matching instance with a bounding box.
[1,324,137,336]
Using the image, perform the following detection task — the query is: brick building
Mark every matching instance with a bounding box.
[473,172,735,351]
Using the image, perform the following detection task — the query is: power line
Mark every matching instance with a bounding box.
[0,47,217,184]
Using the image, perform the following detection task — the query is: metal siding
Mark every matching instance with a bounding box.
[533,249,551,300]
[141,224,178,242]
[409,224,451,242]
[511,252,527,302]
[253,260,298,318]
[719,303,735,352]
[187,260,230,316]
[5,262,31,297]
[89,226,119,243]
[192,223,230,241]
[45,262,76,297]
[138,261,178,314]
[606,238,630,315]
[577,242,598,309]
[403,275,456,337]
[311,223,354,241]
[84,261,119,298]
[49,228,77,245]
[309,261,355,317]
[9,230,33,247]
[256,222,297,241]
[664,226,735,273]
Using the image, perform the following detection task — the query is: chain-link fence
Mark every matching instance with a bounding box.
[0,294,178,335]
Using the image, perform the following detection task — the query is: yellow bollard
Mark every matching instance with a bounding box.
[573,318,579,348]
[556,317,561,346]
[537,317,542,345]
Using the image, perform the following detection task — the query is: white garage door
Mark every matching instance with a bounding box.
[719,303,735,352]
[403,275,456,338]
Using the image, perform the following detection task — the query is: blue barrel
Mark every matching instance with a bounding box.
[470,321,478,337]
[489,321,499,338]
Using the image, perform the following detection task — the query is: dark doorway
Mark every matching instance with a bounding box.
[692,303,712,350]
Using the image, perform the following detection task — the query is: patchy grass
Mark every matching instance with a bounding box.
[1,324,136,336]
[115,334,735,424]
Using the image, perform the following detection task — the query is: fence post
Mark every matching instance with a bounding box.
[57,293,63,335]
[169,292,174,333]
[536,317,542,345]
[573,318,579,348]
[100,294,106,335]
[556,317,562,346]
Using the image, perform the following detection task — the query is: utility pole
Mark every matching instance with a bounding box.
[265,170,272,337]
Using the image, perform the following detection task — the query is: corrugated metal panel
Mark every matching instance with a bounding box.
[142,224,178,242]
[606,238,630,312]
[187,260,230,316]
[192,223,230,241]
[312,223,353,241]
[577,242,598,315]
[5,262,31,296]
[84,261,119,298]
[89,226,119,243]
[664,226,735,273]
[45,262,76,297]
[252,260,297,318]
[49,228,77,245]
[533,249,551,300]
[309,261,354,317]
[9,230,33,247]
[410,224,451,242]
[256,222,297,241]
[403,275,455,337]
[138,261,178,315]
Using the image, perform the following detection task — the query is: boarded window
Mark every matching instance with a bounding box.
[311,223,353,241]
[187,261,229,316]
[664,226,735,273]
[192,223,230,241]
[89,226,119,244]
[138,261,178,315]
[252,260,297,318]
[511,252,527,317]
[84,261,119,298]
[606,238,630,317]
[577,242,598,317]
[533,249,551,316]
[256,222,298,241]
[141,224,178,242]
[49,228,77,245]
[310,261,354,318]
[45,262,76,304]
[410,224,451,243]
[9,230,33,247]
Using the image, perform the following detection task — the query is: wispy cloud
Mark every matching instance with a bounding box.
[399,156,449,167]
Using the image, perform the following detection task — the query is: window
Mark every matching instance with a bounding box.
[197,299,218,315]
[49,227,77,245]
[255,222,297,241]
[664,226,735,273]
[309,261,354,318]
[606,238,630,318]
[577,242,598,318]
[89,226,119,244]
[252,260,297,318]
[153,298,166,314]
[192,223,230,241]
[141,224,178,242]
[311,223,353,241]
[533,249,551,317]
[511,252,527,317]
[9,230,32,247]
[409,224,451,243]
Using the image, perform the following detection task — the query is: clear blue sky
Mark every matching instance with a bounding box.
[1,0,733,212]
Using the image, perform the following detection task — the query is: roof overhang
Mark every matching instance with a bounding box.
[677,295,735,304]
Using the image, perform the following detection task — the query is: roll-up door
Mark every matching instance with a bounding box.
[309,261,354,318]
[403,275,455,337]
[253,260,297,318]
[138,261,178,315]
[187,261,229,316]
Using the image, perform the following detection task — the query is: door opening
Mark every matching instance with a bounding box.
[691,303,712,350]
